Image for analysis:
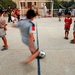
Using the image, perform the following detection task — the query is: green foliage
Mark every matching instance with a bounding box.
[60,1,75,8]
[53,0,59,9]
[0,0,16,9]
[52,0,75,9]
[46,2,50,9]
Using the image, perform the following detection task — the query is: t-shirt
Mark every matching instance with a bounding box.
[64,17,72,28]
[58,8,62,13]
[14,19,34,45]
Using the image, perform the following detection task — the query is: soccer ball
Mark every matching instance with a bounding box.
[39,50,46,58]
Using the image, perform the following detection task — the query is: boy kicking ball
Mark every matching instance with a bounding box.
[12,9,40,63]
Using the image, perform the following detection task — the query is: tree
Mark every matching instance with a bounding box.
[0,0,16,9]
[60,1,69,8]
[60,0,75,8]
[53,0,59,9]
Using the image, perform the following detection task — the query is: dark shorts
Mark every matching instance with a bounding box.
[64,27,70,31]
[58,13,62,16]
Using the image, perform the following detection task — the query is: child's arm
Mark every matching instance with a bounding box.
[12,24,17,28]
[12,21,21,28]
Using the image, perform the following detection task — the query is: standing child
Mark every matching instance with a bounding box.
[64,12,72,40]
[0,9,8,50]
[13,9,40,63]
[70,21,75,44]
[58,7,62,21]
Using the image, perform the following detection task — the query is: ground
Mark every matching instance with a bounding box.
[0,17,75,75]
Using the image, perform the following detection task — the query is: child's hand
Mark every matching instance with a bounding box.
[12,24,16,28]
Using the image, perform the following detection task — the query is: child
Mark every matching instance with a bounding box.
[70,21,75,44]
[11,10,17,23]
[0,9,8,50]
[64,12,72,40]
[13,9,40,63]
[58,7,62,21]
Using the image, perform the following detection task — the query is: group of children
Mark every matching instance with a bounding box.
[0,9,40,63]
[0,8,75,63]
[64,12,75,44]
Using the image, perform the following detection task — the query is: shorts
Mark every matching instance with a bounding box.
[58,13,62,16]
[0,29,6,38]
[64,27,70,31]
[22,39,37,51]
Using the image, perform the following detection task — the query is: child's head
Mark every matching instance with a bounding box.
[0,9,3,15]
[66,12,71,18]
[26,9,36,20]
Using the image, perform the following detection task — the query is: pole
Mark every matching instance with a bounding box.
[37,58,41,75]
[36,23,41,75]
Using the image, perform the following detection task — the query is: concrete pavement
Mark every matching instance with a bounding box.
[0,17,75,75]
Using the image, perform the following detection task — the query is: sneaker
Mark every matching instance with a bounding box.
[2,45,5,47]
[64,37,68,40]
[1,47,8,51]
[70,41,75,44]
[66,37,68,40]
[71,39,74,42]
[64,37,66,39]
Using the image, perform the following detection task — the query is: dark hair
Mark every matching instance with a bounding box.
[8,5,10,7]
[67,12,71,15]
[26,9,36,19]
[0,9,3,14]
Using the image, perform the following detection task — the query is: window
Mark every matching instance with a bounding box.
[27,2,32,8]
[34,2,36,5]
[20,2,25,9]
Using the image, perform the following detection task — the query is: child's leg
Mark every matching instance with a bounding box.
[66,31,69,38]
[29,43,37,54]
[65,30,68,37]
[65,30,66,37]
[59,16,61,21]
[2,36,8,48]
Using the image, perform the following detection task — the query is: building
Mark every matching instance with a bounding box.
[12,0,53,16]
[12,0,53,8]
[58,0,70,1]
